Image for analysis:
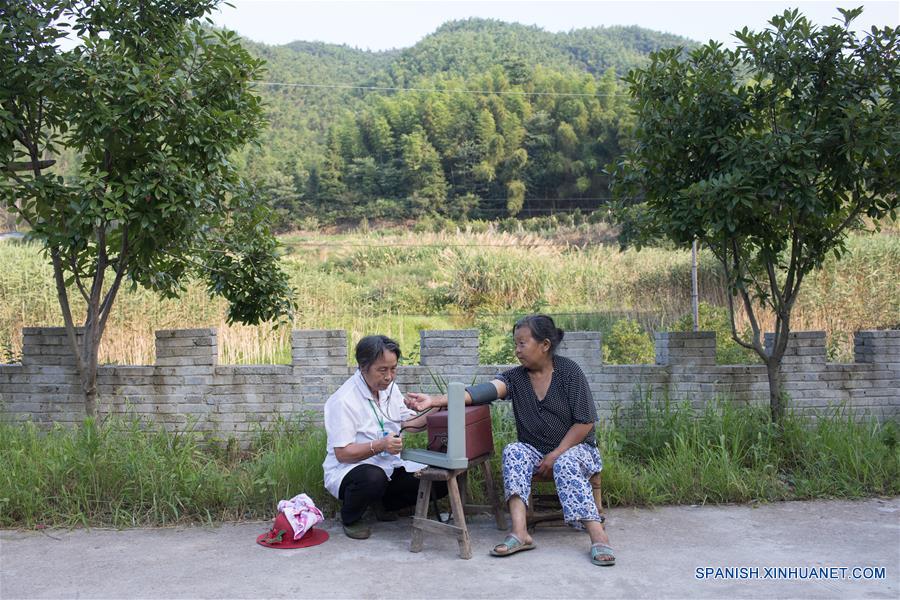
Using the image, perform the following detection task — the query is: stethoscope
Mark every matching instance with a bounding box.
[365,377,436,434]
[366,380,400,431]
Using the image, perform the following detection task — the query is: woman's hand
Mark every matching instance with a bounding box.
[405,392,438,412]
[382,433,403,455]
[536,450,561,479]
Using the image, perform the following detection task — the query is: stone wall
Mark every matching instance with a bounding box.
[1,327,897,436]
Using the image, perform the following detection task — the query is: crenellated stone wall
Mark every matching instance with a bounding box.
[1,327,897,436]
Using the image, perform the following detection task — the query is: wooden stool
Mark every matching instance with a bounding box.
[526,471,604,529]
[409,453,505,559]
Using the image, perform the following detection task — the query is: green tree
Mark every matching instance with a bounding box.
[316,133,348,212]
[361,112,394,163]
[1,0,294,415]
[611,9,899,421]
[401,127,447,214]
[506,179,525,215]
[257,169,303,232]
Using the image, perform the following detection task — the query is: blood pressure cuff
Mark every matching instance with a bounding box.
[465,382,498,406]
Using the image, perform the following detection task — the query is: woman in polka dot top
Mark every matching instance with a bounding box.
[406,314,615,566]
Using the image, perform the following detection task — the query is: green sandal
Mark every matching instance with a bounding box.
[591,543,616,566]
[490,534,536,557]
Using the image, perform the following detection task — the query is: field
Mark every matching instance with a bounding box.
[1,224,898,366]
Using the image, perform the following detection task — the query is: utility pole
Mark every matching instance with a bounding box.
[691,239,699,332]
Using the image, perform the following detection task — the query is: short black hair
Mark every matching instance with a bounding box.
[513,314,565,355]
[355,335,402,370]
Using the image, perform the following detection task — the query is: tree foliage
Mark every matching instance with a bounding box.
[1,0,294,414]
[305,67,634,222]
[611,8,899,420]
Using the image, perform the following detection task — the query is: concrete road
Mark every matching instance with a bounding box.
[2,498,898,599]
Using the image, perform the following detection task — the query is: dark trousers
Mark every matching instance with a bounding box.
[338,464,448,525]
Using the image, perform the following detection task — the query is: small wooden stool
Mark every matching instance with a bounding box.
[526,471,604,529]
[409,453,505,559]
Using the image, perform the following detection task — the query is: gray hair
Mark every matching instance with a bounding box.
[355,335,402,370]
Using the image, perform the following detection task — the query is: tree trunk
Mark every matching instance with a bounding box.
[80,320,101,418]
[50,247,103,418]
[765,357,785,423]
[83,379,98,417]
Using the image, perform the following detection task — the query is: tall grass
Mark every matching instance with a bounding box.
[0,417,234,526]
[1,398,897,528]
[1,229,897,365]
[0,415,338,527]
[602,398,900,506]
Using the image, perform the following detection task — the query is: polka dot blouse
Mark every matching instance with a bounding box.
[496,355,598,455]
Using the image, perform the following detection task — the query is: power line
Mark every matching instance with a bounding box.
[458,210,605,214]
[291,310,663,319]
[279,198,633,213]
[279,204,628,215]
[434,198,616,204]
[288,199,618,206]
[255,81,629,98]
[279,198,628,209]
[290,207,614,215]
[282,241,612,249]
[452,207,613,213]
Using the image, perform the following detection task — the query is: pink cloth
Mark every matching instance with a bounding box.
[277,493,324,540]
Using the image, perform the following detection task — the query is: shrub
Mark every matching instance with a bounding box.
[603,318,655,364]
[477,317,517,365]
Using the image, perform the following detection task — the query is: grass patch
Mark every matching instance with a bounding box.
[1,398,897,528]
[604,397,900,506]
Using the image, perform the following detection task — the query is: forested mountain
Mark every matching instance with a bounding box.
[38,19,693,230]
[380,20,691,83]
[238,19,696,228]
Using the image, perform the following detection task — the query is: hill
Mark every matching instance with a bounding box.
[380,19,692,82]
[238,19,697,227]
[34,19,696,230]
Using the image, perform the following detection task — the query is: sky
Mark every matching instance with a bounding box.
[209,0,900,51]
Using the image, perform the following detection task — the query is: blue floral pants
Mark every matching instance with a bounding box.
[501,441,603,529]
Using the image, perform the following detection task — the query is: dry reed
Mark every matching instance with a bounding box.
[1,229,897,365]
